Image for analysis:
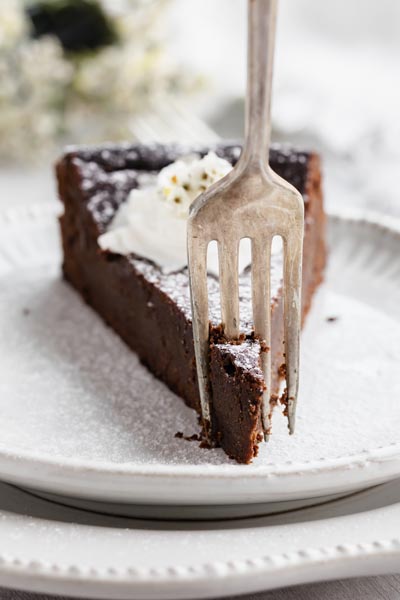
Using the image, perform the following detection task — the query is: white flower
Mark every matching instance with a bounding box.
[0,0,202,164]
[0,0,27,48]
[157,152,232,217]
[190,151,233,189]
[0,30,72,162]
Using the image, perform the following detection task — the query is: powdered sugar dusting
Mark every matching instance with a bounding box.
[216,340,263,379]
[131,257,282,335]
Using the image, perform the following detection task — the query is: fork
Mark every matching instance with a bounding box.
[187,0,304,441]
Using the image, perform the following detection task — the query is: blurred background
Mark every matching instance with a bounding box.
[1,0,399,217]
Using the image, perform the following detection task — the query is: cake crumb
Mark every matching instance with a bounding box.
[175,431,201,442]
[280,387,288,415]
[22,308,30,316]
[278,363,286,378]
[326,316,338,322]
[270,393,279,408]
[199,439,212,449]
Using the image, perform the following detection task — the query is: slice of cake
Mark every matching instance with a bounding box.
[57,142,326,464]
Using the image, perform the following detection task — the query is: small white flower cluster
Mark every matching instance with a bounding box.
[0,0,199,164]
[158,152,233,217]
[0,0,72,162]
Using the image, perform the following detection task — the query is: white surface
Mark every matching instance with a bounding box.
[0,479,399,599]
[0,205,400,507]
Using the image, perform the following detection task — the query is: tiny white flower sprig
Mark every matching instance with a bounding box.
[158,152,233,218]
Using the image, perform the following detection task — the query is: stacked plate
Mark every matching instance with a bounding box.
[0,204,400,598]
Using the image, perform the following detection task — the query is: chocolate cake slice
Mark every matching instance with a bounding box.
[57,142,325,464]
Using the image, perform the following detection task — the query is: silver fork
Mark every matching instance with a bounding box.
[187,0,304,441]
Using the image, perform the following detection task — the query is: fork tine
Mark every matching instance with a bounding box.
[283,230,303,434]
[187,232,212,430]
[251,236,272,436]
[218,240,240,339]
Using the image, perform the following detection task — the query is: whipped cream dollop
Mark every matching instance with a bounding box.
[98,151,253,275]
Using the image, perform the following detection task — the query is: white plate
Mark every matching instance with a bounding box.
[1,479,400,599]
[1,205,400,507]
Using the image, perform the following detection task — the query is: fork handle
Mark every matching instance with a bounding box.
[242,0,278,170]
